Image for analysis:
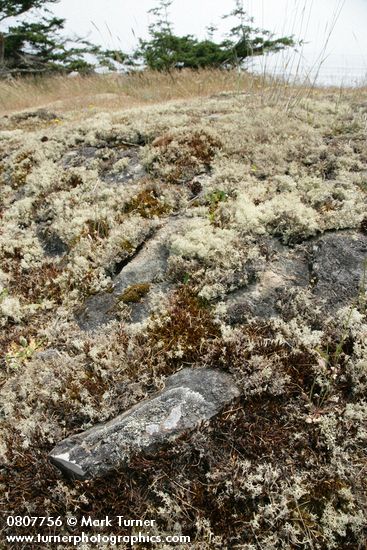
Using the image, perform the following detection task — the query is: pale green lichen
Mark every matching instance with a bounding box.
[0,86,366,549]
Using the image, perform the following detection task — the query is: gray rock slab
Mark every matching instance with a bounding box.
[61,146,146,184]
[76,218,184,331]
[77,226,366,330]
[225,241,310,323]
[49,368,240,479]
[224,231,367,324]
[75,292,118,331]
[113,230,170,293]
[37,227,68,257]
[309,231,367,311]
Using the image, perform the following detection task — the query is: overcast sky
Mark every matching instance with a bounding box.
[6,0,367,84]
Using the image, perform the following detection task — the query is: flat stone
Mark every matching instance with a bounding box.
[124,282,173,323]
[309,231,367,311]
[75,292,117,331]
[61,146,146,184]
[76,219,184,331]
[225,239,309,323]
[33,349,61,362]
[49,368,240,479]
[62,146,98,167]
[37,228,68,257]
[224,231,367,324]
[102,149,146,184]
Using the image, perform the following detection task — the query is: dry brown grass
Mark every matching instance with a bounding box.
[0,69,270,115]
[1,68,364,120]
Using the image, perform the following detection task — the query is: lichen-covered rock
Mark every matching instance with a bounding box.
[224,240,308,323]
[49,368,240,479]
[11,109,60,122]
[36,227,68,257]
[76,218,184,330]
[2,88,367,549]
[62,145,146,184]
[225,231,367,324]
[309,231,367,311]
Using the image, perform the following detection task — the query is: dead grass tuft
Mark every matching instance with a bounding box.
[143,286,221,374]
[2,260,63,305]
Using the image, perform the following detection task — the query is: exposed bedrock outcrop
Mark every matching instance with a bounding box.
[308,231,367,309]
[75,218,184,330]
[49,367,240,480]
[225,231,367,324]
[62,145,146,184]
[77,228,367,331]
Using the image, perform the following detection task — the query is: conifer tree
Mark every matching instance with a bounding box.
[223,0,294,62]
[136,0,295,71]
[0,0,125,76]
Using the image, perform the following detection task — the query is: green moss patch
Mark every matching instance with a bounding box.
[119,283,151,303]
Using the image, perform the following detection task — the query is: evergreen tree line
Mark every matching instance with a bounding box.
[0,0,295,77]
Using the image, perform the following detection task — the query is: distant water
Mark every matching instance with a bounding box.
[247,52,367,87]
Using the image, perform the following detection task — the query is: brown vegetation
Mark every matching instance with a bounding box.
[0,71,366,549]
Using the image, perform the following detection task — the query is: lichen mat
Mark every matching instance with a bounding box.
[1,89,366,549]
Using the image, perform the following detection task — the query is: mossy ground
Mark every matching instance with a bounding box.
[0,78,366,549]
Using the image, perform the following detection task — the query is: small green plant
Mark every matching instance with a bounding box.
[5,337,44,370]
[207,189,228,224]
[0,288,9,302]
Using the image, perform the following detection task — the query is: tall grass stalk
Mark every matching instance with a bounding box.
[0,0,359,117]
